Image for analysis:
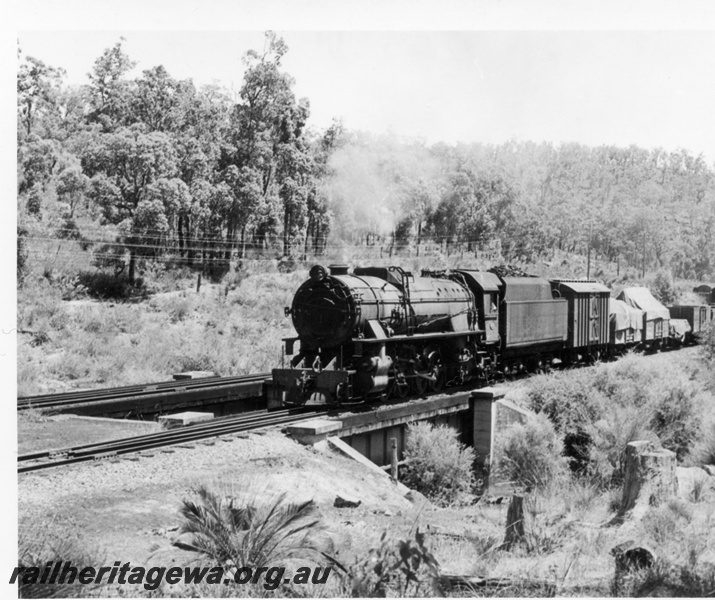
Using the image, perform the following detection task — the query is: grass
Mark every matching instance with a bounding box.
[17,516,105,598]
[17,267,306,395]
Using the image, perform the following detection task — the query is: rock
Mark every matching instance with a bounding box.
[334,494,361,508]
[405,489,429,505]
[171,533,200,552]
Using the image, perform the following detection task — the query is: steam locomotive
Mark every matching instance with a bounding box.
[267,264,712,408]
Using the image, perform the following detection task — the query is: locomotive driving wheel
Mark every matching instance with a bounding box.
[427,349,446,392]
[412,375,429,395]
[390,370,410,399]
[429,363,446,392]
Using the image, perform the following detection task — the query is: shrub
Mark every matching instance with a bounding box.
[492,413,568,490]
[338,529,442,597]
[653,270,676,305]
[17,225,29,285]
[76,270,144,300]
[648,381,701,461]
[523,496,574,555]
[624,560,715,597]
[688,420,715,466]
[591,352,658,408]
[527,369,603,440]
[166,296,194,323]
[178,485,335,571]
[585,401,658,487]
[700,321,715,362]
[641,503,690,547]
[401,422,476,505]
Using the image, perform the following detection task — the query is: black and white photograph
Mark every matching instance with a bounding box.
[7,1,715,596]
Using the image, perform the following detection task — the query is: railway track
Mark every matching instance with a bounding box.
[17,373,270,416]
[18,408,325,474]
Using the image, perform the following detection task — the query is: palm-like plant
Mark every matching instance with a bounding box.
[178,485,335,570]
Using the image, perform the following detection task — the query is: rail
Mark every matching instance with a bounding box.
[17,373,270,415]
[18,408,326,474]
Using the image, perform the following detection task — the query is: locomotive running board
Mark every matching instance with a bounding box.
[353,330,484,344]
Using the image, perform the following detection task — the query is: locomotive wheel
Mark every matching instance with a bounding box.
[393,378,410,399]
[412,376,429,396]
[429,368,446,392]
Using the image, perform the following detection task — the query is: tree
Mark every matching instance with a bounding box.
[18,136,59,196]
[83,125,180,281]
[130,65,181,132]
[222,31,314,256]
[56,167,89,217]
[17,54,65,138]
[87,39,137,131]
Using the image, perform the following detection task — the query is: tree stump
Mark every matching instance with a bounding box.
[620,441,677,517]
[501,495,525,550]
[611,540,656,595]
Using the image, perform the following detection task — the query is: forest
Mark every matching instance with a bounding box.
[17,32,715,289]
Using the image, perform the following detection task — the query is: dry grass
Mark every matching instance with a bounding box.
[17,268,306,395]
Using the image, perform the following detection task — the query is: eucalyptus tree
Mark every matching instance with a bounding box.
[17,53,65,138]
[86,39,137,131]
[82,124,182,281]
[222,31,315,257]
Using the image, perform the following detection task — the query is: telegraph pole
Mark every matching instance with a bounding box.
[586,223,592,280]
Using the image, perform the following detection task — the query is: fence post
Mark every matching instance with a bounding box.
[390,437,398,482]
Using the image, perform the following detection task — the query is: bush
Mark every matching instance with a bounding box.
[642,505,684,546]
[492,413,568,490]
[338,529,442,597]
[688,420,715,466]
[624,560,715,597]
[648,381,702,461]
[653,270,676,305]
[585,400,658,487]
[527,369,603,438]
[401,422,476,505]
[17,225,29,285]
[76,270,145,300]
[700,321,715,362]
[178,485,335,571]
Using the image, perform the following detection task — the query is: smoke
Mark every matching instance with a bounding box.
[324,132,444,243]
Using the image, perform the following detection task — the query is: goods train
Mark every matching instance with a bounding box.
[267,264,714,408]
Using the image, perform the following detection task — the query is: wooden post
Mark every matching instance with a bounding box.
[196,273,201,293]
[502,495,525,550]
[390,437,398,482]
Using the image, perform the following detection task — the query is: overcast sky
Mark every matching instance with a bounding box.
[15,28,715,160]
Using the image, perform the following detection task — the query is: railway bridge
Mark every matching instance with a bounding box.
[285,388,531,485]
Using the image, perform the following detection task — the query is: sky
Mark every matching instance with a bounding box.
[14,28,715,159]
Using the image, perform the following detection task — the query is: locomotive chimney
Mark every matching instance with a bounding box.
[309,265,328,281]
[328,264,349,276]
